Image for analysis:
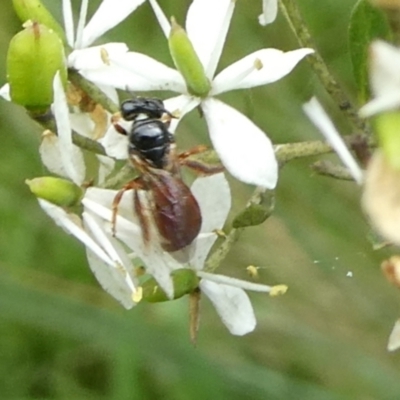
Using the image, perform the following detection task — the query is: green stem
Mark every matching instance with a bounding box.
[102,164,136,189]
[71,131,106,155]
[311,160,354,180]
[68,69,119,114]
[205,187,268,272]
[275,139,331,164]
[205,228,242,272]
[30,110,107,155]
[279,0,368,134]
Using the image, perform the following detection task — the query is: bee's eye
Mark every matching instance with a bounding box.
[120,100,139,120]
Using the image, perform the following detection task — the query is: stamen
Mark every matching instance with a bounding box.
[197,271,274,292]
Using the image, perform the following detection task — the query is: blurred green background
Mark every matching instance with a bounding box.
[1,1,399,399]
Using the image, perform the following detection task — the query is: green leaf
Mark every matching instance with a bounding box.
[349,0,391,104]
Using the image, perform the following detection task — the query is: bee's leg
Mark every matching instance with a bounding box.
[112,178,144,236]
[178,145,209,160]
[111,112,128,135]
[181,159,224,175]
[178,145,224,176]
[133,190,151,247]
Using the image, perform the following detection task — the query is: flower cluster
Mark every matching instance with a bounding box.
[3,0,312,335]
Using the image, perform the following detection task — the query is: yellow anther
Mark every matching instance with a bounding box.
[269,285,288,297]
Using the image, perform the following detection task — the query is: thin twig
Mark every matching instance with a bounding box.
[279,0,368,135]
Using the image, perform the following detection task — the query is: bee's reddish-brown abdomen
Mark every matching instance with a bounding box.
[147,169,201,252]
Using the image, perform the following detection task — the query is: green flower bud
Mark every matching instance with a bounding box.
[12,0,66,43]
[168,17,211,97]
[232,190,275,228]
[374,111,400,170]
[7,22,67,113]
[140,269,199,302]
[26,177,83,207]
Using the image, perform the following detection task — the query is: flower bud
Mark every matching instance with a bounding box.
[168,17,211,97]
[7,22,67,113]
[140,269,199,302]
[232,190,275,228]
[374,112,400,170]
[12,0,66,43]
[26,177,83,207]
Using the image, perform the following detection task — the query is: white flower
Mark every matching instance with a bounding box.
[72,0,313,189]
[82,172,282,335]
[38,198,139,309]
[359,41,400,117]
[259,0,278,26]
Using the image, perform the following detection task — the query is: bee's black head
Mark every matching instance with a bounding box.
[121,98,170,121]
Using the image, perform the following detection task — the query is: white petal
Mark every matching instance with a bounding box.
[83,211,137,308]
[303,97,364,184]
[84,210,132,272]
[163,95,199,133]
[97,84,119,105]
[84,187,137,223]
[202,98,278,188]
[100,124,129,159]
[112,214,180,299]
[74,48,186,92]
[360,41,400,116]
[362,151,400,245]
[62,0,74,47]
[388,319,400,351]
[53,73,86,185]
[81,0,146,48]
[69,113,95,138]
[189,174,231,269]
[188,233,217,270]
[86,249,135,309]
[258,0,278,26]
[148,0,171,38]
[192,173,231,233]
[200,279,256,335]
[38,199,114,267]
[68,43,129,70]
[212,48,314,95]
[110,51,186,92]
[39,133,68,178]
[75,0,89,49]
[370,41,400,99]
[359,94,400,117]
[79,67,154,92]
[83,189,179,299]
[186,0,235,78]
[0,83,10,101]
